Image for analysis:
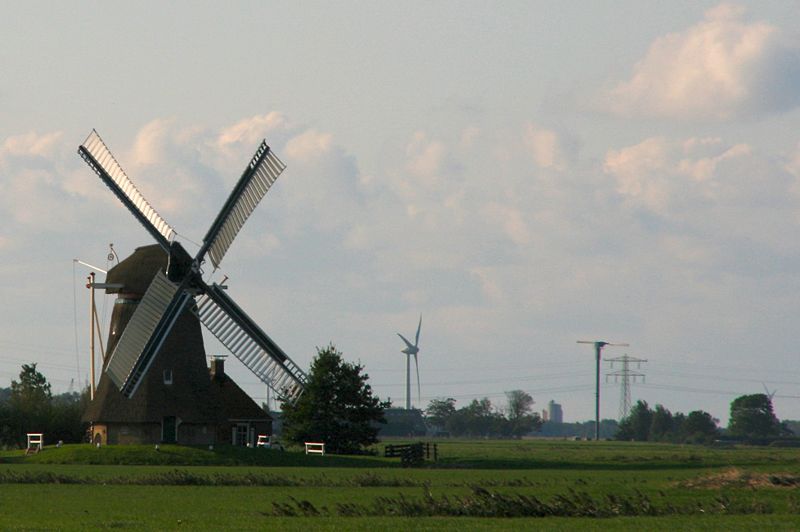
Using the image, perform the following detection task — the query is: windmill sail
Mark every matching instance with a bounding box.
[105,271,191,397]
[202,141,285,269]
[195,283,306,403]
[78,130,175,249]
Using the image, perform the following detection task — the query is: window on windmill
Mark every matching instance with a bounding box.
[163,369,173,385]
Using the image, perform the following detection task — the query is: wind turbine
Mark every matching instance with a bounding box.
[763,383,778,401]
[397,315,422,410]
[577,340,629,441]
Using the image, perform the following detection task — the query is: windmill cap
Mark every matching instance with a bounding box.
[104,244,168,295]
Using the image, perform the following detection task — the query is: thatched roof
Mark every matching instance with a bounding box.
[105,244,167,296]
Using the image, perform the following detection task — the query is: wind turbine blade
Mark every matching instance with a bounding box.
[414,353,421,405]
[397,333,415,350]
[105,271,190,398]
[200,141,285,269]
[415,314,422,347]
[78,130,175,250]
[195,283,307,404]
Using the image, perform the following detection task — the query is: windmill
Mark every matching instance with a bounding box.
[397,315,422,410]
[77,130,307,405]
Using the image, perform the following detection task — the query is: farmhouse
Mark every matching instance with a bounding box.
[82,245,271,446]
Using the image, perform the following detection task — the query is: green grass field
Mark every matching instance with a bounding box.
[2,439,800,530]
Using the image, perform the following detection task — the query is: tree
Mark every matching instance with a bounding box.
[683,410,718,444]
[615,400,653,441]
[281,344,388,454]
[504,390,542,438]
[424,397,456,430]
[728,393,782,440]
[8,364,52,446]
[649,405,674,441]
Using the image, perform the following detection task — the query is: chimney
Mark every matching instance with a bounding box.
[210,356,226,379]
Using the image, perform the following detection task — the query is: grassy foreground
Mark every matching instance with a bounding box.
[1,439,800,529]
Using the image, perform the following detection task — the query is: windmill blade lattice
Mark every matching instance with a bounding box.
[105,271,192,397]
[202,141,286,269]
[196,283,306,403]
[78,130,175,249]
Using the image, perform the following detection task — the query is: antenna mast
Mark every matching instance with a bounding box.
[577,340,628,441]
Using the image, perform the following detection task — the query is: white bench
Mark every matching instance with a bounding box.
[26,433,44,455]
[304,442,325,455]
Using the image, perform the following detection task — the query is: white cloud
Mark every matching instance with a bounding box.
[2,131,62,158]
[406,131,447,180]
[607,4,800,119]
[523,124,566,170]
[216,112,288,149]
[285,129,333,160]
[604,136,756,214]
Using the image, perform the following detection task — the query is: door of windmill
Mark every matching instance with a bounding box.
[162,416,177,443]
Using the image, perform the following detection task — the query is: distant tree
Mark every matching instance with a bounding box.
[8,364,52,446]
[683,410,719,444]
[649,405,674,442]
[504,390,542,438]
[424,398,457,430]
[49,388,90,444]
[281,344,388,454]
[615,400,653,441]
[728,394,782,440]
[447,398,503,437]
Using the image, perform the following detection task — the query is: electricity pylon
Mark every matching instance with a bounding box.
[577,340,629,441]
[605,354,646,420]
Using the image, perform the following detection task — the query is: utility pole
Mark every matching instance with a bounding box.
[88,273,96,400]
[605,354,646,420]
[577,340,628,441]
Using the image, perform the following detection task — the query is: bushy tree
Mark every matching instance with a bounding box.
[281,344,388,454]
[728,394,783,440]
[616,400,653,441]
[0,366,89,447]
[649,405,674,442]
[683,410,719,443]
[9,364,52,446]
[505,390,542,438]
[424,397,456,429]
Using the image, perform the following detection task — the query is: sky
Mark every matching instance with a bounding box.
[3,1,800,425]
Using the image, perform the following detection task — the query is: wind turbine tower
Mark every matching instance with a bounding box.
[397,315,422,410]
[577,340,628,441]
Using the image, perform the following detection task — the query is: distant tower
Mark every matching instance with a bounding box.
[605,354,647,420]
[547,400,563,424]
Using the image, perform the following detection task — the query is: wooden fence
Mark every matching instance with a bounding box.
[384,442,437,466]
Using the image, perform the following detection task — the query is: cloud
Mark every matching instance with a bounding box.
[523,124,567,170]
[604,136,755,214]
[607,4,800,119]
[216,112,289,149]
[2,131,63,158]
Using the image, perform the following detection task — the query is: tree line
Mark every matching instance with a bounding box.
[423,390,543,438]
[615,394,792,444]
[0,364,88,448]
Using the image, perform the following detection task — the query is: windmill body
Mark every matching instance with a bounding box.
[77,130,307,444]
[82,245,270,445]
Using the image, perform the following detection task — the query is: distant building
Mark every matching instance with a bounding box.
[547,400,563,424]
